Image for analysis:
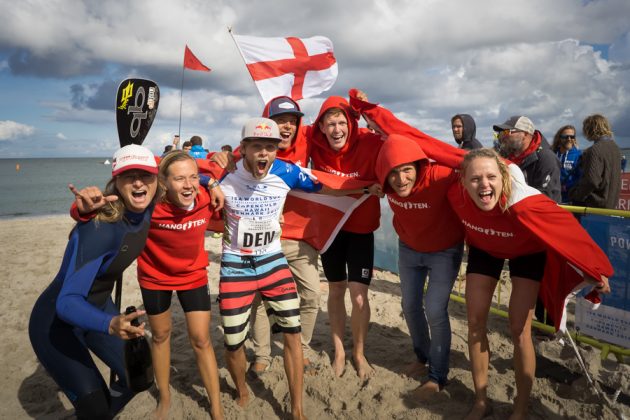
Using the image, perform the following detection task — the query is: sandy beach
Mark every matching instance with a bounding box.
[2,215,629,419]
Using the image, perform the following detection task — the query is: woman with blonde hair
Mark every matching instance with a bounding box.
[569,114,622,209]
[29,145,160,419]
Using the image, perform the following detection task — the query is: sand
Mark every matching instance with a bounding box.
[2,215,629,419]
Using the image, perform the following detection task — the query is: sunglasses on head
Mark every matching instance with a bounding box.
[560,134,576,140]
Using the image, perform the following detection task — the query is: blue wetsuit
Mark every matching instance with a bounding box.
[29,208,152,420]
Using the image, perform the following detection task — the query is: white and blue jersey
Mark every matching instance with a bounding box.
[220,159,321,256]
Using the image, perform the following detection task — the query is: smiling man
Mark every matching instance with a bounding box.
[375,134,464,401]
[309,96,384,379]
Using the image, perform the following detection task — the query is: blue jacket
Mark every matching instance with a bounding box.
[556,147,582,203]
[189,145,207,159]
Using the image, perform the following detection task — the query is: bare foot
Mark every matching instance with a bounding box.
[507,397,528,420]
[235,390,251,408]
[303,358,319,376]
[210,405,225,420]
[464,399,492,420]
[403,361,428,378]
[292,409,308,420]
[410,381,440,402]
[332,352,346,377]
[153,392,171,420]
[353,354,374,380]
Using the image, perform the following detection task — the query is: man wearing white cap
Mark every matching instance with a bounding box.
[494,115,561,328]
[218,117,320,419]
[494,115,561,202]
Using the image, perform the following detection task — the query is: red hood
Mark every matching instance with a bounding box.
[375,134,429,194]
[311,96,359,158]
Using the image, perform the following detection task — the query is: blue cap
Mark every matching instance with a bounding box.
[268,97,304,118]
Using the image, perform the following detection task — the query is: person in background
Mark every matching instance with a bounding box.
[189,135,208,158]
[494,116,561,327]
[182,141,192,152]
[29,145,159,420]
[551,125,582,203]
[569,114,622,209]
[161,145,174,157]
[451,114,483,150]
[221,144,233,153]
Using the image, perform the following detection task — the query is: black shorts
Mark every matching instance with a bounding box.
[466,245,546,282]
[320,230,374,285]
[140,284,211,315]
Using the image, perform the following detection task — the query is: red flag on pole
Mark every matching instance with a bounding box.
[183,45,211,72]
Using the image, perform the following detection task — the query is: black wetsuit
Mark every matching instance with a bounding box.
[29,208,152,420]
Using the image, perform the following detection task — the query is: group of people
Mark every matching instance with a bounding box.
[28,89,617,420]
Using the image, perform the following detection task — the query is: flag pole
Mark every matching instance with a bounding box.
[228,26,266,105]
[178,52,186,138]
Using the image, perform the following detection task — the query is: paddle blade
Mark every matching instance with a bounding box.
[116,78,160,147]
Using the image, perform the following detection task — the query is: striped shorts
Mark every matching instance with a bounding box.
[219,251,301,350]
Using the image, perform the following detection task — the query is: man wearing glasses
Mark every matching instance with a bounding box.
[494,116,561,330]
[494,116,561,202]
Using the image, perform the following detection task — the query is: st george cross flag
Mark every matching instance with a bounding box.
[232,33,338,104]
[184,45,211,72]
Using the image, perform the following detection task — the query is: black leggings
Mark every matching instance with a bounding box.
[29,282,134,419]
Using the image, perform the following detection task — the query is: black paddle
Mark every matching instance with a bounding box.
[116,78,160,146]
[111,78,159,386]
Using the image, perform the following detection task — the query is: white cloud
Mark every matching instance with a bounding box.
[0,120,35,140]
[1,0,630,155]
[55,132,67,140]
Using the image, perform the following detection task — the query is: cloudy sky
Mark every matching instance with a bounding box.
[1,0,630,158]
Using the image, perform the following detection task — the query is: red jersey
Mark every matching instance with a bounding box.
[376,134,464,252]
[137,187,213,290]
[309,96,383,233]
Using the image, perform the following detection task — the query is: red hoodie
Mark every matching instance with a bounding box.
[375,134,463,252]
[309,96,383,233]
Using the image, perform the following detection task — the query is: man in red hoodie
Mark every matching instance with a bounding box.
[309,96,384,379]
[375,134,464,400]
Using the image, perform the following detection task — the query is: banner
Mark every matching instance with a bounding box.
[575,214,630,348]
[616,172,630,211]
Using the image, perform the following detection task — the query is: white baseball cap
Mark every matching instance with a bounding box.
[111,144,158,176]
[241,117,282,142]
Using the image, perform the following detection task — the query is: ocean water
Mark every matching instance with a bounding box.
[0,158,113,218]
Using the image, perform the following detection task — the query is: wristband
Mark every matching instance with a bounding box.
[363,187,369,194]
[209,180,220,189]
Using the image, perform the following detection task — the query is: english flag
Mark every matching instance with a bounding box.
[184,45,211,72]
[232,33,338,104]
